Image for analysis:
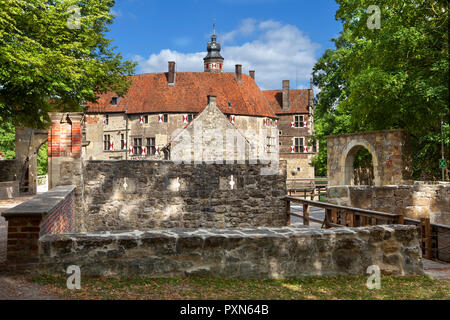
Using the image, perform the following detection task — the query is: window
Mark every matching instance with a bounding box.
[188,114,194,122]
[133,138,142,155]
[105,114,109,125]
[121,134,125,150]
[313,142,317,153]
[279,131,283,136]
[294,137,304,153]
[104,135,111,151]
[146,138,155,155]
[294,115,304,128]
[144,115,149,124]
[163,114,168,123]
[111,97,119,106]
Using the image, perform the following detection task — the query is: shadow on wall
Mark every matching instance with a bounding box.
[79,160,288,232]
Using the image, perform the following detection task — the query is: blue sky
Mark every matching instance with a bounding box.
[108,0,342,90]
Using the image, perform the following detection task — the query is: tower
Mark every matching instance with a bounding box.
[204,25,224,73]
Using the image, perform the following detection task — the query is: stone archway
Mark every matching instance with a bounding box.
[15,128,48,194]
[12,112,84,195]
[341,139,380,186]
[327,130,411,186]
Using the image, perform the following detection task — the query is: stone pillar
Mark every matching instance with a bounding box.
[48,112,83,189]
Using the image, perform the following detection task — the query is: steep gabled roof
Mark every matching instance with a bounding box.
[263,89,310,115]
[86,72,276,118]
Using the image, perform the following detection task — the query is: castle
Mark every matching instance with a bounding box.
[83,30,317,178]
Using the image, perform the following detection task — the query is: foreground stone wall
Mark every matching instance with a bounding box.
[38,225,423,278]
[81,160,287,232]
[328,182,450,225]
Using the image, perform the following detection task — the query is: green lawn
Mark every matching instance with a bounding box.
[30,275,449,300]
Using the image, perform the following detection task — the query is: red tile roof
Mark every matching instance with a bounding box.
[263,89,310,115]
[86,72,277,118]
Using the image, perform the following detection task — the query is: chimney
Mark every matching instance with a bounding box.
[208,95,217,106]
[249,70,255,80]
[282,80,290,111]
[168,61,176,85]
[235,64,242,82]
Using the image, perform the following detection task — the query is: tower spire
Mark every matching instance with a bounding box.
[204,24,224,73]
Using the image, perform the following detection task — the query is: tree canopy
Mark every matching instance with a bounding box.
[0,0,136,128]
[312,0,449,180]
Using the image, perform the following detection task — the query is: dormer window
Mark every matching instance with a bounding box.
[228,102,232,108]
[111,97,119,106]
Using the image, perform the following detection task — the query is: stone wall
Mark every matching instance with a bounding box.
[81,160,288,232]
[0,160,17,182]
[0,181,19,200]
[38,225,423,278]
[328,182,450,225]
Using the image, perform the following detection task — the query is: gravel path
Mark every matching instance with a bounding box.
[0,196,60,300]
[0,275,59,300]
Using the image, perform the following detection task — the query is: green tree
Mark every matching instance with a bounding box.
[37,141,48,176]
[0,0,135,128]
[313,0,449,180]
[0,116,15,159]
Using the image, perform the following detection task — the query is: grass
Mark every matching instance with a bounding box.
[29,275,449,300]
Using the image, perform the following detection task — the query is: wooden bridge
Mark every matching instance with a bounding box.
[285,196,450,263]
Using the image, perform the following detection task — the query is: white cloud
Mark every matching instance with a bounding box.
[134,19,320,90]
[221,18,257,43]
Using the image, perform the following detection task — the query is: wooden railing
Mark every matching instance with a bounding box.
[285,196,450,263]
[285,196,404,228]
[287,178,328,200]
[404,217,450,262]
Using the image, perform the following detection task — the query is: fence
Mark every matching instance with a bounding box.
[285,196,450,263]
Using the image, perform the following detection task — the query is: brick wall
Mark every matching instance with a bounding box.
[39,191,74,236]
[48,113,83,159]
[6,218,41,263]
[1,186,76,264]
